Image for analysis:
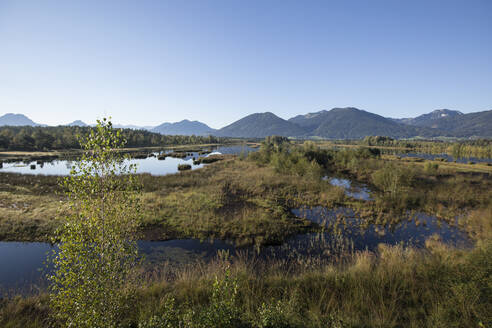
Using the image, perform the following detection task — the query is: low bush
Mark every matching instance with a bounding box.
[177,164,192,171]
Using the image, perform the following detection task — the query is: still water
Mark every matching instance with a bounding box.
[0,145,257,176]
[0,208,471,293]
[326,177,373,201]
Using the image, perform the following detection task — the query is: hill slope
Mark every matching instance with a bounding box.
[289,110,330,131]
[216,112,307,138]
[392,109,464,127]
[423,110,492,137]
[152,120,215,136]
[391,109,492,137]
[67,120,88,127]
[0,113,39,126]
[289,107,430,139]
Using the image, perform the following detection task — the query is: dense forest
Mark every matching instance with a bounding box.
[0,126,228,151]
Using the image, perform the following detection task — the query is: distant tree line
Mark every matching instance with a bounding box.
[0,126,227,151]
[361,136,492,158]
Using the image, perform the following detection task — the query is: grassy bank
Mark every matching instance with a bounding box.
[1,240,490,327]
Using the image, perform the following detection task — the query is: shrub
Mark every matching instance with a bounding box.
[371,163,414,196]
[178,164,192,171]
[199,155,225,164]
[424,162,439,174]
[138,297,181,328]
[189,271,244,328]
[257,301,293,328]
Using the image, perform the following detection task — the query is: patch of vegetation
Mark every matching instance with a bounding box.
[194,154,226,164]
[177,164,192,171]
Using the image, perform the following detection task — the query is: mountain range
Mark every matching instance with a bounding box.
[391,109,463,127]
[152,120,215,136]
[288,107,431,139]
[1,107,491,139]
[0,113,41,126]
[215,112,306,138]
[67,120,88,127]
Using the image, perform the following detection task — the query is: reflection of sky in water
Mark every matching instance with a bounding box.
[0,242,54,294]
[0,145,257,176]
[0,156,203,176]
[291,206,472,251]
[0,239,236,294]
[0,207,472,293]
[326,177,373,201]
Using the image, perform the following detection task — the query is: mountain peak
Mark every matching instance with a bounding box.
[393,109,465,127]
[216,112,306,138]
[256,111,277,117]
[152,120,215,136]
[430,109,463,117]
[0,113,39,126]
[67,120,88,127]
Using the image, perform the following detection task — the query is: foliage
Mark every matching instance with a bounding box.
[188,269,244,328]
[137,269,244,328]
[371,163,414,197]
[256,300,296,328]
[137,297,181,328]
[424,161,439,174]
[48,118,142,328]
[249,136,326,178]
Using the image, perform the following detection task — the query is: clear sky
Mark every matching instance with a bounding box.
[1,0,491,128]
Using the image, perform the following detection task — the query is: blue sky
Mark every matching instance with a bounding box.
[1,0,491,128]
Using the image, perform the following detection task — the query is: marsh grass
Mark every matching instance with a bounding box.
[1,144,491,245]
[1,240,490,327]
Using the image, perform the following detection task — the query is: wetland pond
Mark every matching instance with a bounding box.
[0,145,257,176]
[0,176,472,294]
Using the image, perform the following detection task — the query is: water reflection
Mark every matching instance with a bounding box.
[0,207,472,294]
[0,145,257,176]
[291,206,471,251]
[325,177,373,201]
[0,239,236,295]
